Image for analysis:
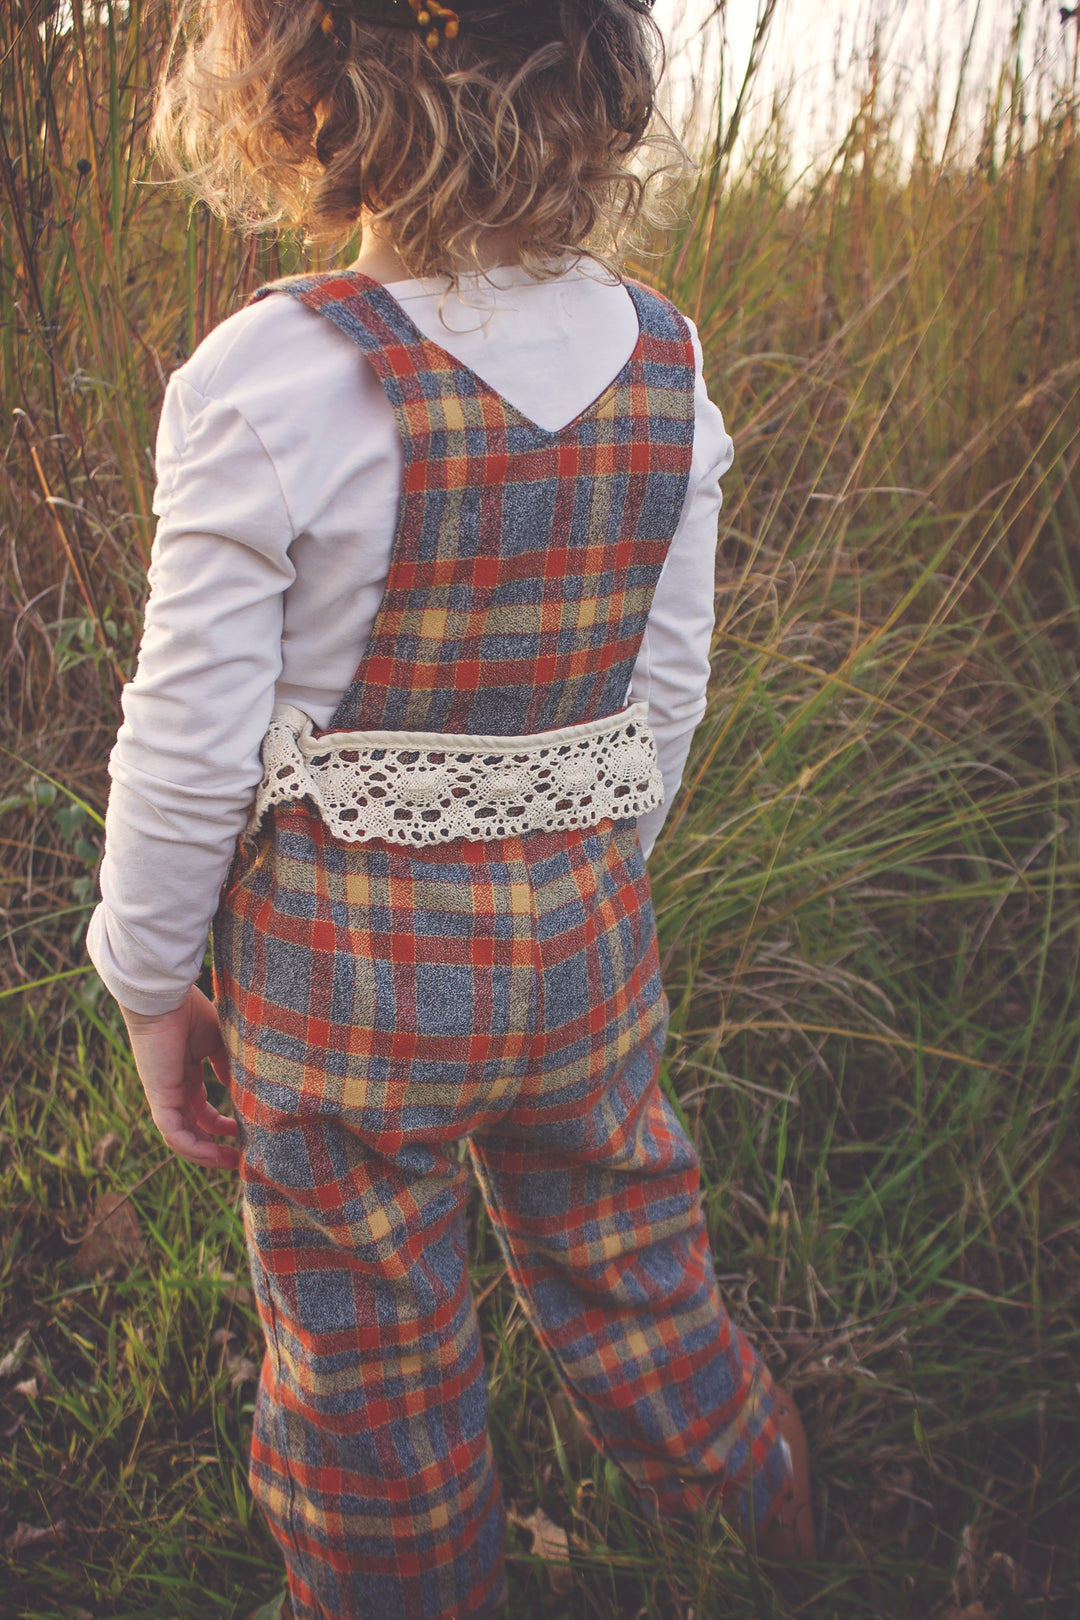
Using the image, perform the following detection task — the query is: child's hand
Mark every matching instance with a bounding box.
[120,987,241,1171]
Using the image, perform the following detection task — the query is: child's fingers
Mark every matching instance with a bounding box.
[190,1089,241,1139]
[160,1115,240,1168]
[149,1100,241,1168]
[186,985,227,1048]
[154,1071,241,1168]
[164,1128,240,1170]
[186,989,233,1088]
[206,1044,232,1088]
[178,1067,241,1143]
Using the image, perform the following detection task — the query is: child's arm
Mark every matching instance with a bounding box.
[89,348,299,1166]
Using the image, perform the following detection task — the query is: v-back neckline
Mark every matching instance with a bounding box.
[339,268,646,443]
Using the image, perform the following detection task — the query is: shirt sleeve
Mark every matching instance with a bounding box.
[86,374,297,1014]
[630,318,733,861]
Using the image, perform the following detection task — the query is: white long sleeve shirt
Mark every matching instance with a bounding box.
[87,259,733,1015]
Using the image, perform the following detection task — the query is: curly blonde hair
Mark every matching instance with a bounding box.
[151,0,681,283]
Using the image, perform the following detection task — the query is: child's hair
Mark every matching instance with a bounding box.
[151,0,681,284]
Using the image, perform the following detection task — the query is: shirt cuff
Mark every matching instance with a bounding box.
[86,905,194,1017]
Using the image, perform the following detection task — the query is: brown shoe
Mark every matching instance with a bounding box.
[754,1384,817,1560]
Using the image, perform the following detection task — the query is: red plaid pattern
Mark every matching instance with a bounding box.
[247,271,698,737]
[213,273,786,1620]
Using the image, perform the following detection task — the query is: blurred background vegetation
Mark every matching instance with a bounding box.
[1,0,1079,1614]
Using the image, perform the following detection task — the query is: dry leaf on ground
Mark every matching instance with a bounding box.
[206,1259,254,1306]
[212,1327,260,1390]
[72,1191,143,1275]
[986,1552,1032,1595]
[0,1330,29,1379]
[3,1519,66,1559]
[91,1130,122,1168]
[508,1505,574,1596]
[229,1357,260,1391]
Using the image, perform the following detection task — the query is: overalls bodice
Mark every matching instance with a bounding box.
[249,269,696,741]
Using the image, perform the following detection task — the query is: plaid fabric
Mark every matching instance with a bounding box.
[215,818,785,1619]
[247,270,697,736]
[214,272,786,1620]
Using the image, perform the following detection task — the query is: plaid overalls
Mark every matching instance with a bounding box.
[213,271,786,1620]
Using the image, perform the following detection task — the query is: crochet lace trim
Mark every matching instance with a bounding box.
[247,701,663,846]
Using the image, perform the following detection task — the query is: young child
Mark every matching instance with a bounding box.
[87,0,815,1613]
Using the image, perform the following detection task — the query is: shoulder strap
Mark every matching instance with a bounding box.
[246,270,435,405]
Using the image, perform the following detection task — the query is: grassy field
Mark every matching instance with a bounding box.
[2,1,1080,1616]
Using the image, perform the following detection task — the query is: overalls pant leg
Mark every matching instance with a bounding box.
[470,1028,784,1533]
[220,822,787,1620]
[238,1107,506,1620]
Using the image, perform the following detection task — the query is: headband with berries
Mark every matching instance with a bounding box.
[313,0,655,54]
[399,0,460,50]
[312,0,459,50]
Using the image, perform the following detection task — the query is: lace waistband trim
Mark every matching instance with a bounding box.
[246,701,664,846]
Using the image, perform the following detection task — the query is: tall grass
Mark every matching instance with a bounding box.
[2,1,1080,1616]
